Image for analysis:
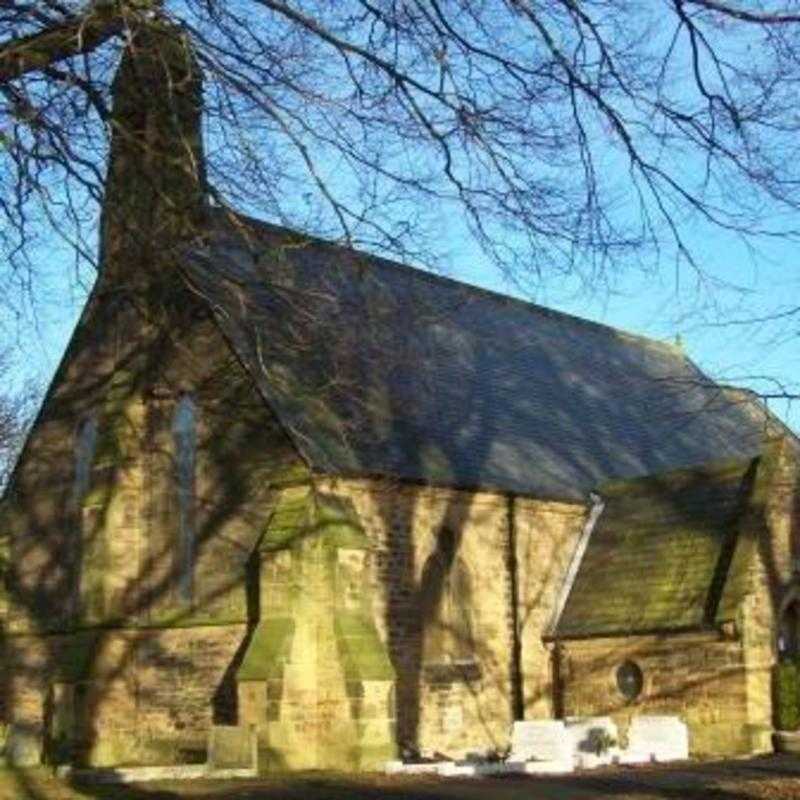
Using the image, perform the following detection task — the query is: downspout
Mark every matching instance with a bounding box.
[506,494,524,721]
[547,491,605,718]
[547,491,605,635]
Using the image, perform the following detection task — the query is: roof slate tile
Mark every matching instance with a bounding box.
[182,221,773,502]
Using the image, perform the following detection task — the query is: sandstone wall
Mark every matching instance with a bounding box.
[740,437,800,742]
[321,477,586,759]
[7,625,247,766]
[3,447,589,770]
[513,496,586,717]
[558,632,752,756]
[0,267,595,769]
[557,439,800,758]
[0,294,307,766]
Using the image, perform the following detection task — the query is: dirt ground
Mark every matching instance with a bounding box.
[4,756,800,800]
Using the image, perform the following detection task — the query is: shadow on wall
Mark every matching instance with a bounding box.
[2,228,792,791]
[0,242,518,785]
[0,276,312,760]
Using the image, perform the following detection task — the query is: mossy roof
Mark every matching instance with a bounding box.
[180,215,777,503]
[554,457,758,639]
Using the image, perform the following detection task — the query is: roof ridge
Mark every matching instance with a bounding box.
[208,209,686,361]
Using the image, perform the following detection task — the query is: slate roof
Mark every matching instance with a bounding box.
[553,458,758,639]
[182,219,774,502]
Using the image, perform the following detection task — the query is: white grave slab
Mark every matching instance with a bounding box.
[510,720,573,764]
[621,716,689,764]
[438,760,571,777]
[566,716,619,769]
[385,760,449,775]
[438,761,480,777]
[520,759,574,775]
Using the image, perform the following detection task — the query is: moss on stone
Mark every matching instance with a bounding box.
[601,457,754,498]
[238,618,295,681]
[775,660,800,731]
[261,487,313,552]
[314,494,370,549]
[557,457,759,638]
[268,461,312,489]
[260,487,368,552]
[334,612,394,681]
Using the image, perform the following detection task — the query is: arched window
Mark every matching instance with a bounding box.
[71,416,98,507]
[779,599,800,660]
[172,394,197,604]
[70,415,98,618]
[422,530,475,664]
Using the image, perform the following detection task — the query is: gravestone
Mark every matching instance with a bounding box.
[385,760,449,775]
[508,720,573,773]
[509,720,572,762]
[438,760,570,777]
[621,716,689,764]
[565,716,620,769]
[207,725,257,771]
[5,724,42,767]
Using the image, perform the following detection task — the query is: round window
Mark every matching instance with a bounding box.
[616,660,643,701]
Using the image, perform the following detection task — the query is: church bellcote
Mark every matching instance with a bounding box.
[100,21,207,288]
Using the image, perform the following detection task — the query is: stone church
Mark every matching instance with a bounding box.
[1,21,799,770]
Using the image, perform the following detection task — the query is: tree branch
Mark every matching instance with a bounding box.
[0,0,159,84]
[682,0,800,24]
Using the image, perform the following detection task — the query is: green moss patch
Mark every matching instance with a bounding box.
[314,494,369,549]
[334,612,394,681]
[237,618,294,681]
[556,457,759,639]
[261,488,369,552]
[776,660,800,731]
[261,489,313,552]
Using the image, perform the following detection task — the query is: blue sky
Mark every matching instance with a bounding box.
[4,4,800,434]
[4,210,799,434]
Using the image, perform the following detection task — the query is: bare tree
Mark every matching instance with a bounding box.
[3,3,800,769]
[0,351,38,489]
[1,0,800,298]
